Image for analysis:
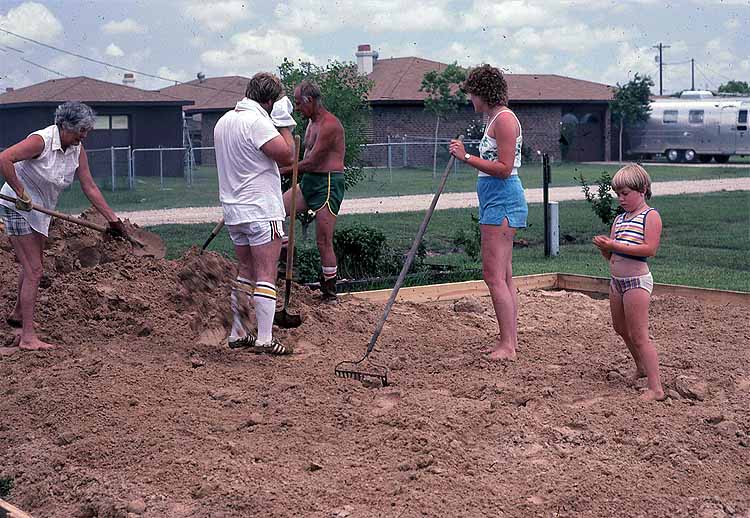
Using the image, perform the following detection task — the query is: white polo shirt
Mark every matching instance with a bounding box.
[214,98,285,224]
[0,124,80,236]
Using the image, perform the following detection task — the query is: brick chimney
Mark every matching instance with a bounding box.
[356,44,378,75]
[5,87,14,93]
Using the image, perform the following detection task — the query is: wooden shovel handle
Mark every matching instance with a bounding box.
[0,192,106,232]
[285,135,301,281]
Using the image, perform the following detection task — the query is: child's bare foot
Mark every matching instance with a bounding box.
[487,344,517,361]
[19,337,56,351]
[640,388,666,401]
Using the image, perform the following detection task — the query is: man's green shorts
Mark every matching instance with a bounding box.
[300,172,345,216]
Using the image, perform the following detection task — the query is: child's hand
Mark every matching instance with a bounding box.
[592,235,614,251]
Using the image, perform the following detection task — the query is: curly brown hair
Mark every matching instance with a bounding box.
[462,64,508,107]
[245,72,283,105]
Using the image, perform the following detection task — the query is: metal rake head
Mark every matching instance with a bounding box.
[335,359,389,386]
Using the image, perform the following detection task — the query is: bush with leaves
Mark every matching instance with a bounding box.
[576,173,624,227]
[453,213,481,261]
[294,223,425,283]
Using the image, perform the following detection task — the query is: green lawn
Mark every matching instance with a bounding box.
[149,190,750,292]
[55,161,749,214]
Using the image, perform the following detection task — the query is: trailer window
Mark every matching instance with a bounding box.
[688,110,704,124]
[663,110,678,123]
[739,110,748,124]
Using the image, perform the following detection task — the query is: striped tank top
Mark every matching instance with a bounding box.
[478,109,522,177]
[613,207,656,262]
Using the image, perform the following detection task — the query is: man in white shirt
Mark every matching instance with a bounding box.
[214,72,295,354]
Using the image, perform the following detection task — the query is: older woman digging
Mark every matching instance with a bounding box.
[0,101,128,351]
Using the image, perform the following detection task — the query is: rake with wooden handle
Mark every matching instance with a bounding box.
[334,135,464,386]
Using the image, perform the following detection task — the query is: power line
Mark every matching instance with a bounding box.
[0,26,245,96]
[20,58,67,78]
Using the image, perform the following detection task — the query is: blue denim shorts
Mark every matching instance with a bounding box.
[477,175,528,228]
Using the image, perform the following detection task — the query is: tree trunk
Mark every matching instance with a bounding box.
[618,120,623,162]
[432,115,440,179]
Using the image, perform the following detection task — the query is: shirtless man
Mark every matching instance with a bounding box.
[282,80,346,303]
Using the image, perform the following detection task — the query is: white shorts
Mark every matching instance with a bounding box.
[227,220,284,247]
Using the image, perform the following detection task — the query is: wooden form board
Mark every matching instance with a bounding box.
[350,273,749,306]
[0,499,34,518]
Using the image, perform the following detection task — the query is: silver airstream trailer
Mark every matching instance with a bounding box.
[627,93,749,162]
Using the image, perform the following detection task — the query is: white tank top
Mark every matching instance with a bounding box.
[477,109,522,177]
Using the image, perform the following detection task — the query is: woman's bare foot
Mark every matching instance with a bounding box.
[627,368,647,384]
[640,388,666,401]
[487,344,517,361]
[19,337,56,351]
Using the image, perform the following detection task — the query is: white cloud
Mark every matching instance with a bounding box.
[102,18,146,35]
[0,2,63,46]
[184,1,253,31]
[105,43,124,57]
[600,42,656,87]
[200,29,315,75]
[156,66,191,84]
[274,0,453,34]
[461,1,555,30]
[512,24,628,53]
[725,17,740,31]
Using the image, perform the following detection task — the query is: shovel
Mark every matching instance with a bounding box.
[274,135,303,329]
[0,192,148,249]
[201,218,225,254]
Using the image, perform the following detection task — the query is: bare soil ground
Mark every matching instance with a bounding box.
[1,218,749,518]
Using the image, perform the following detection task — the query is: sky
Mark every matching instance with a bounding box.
[0,0,748,94]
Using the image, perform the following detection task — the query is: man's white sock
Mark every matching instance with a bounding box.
[322,265,337,281]
[253,281,277,344]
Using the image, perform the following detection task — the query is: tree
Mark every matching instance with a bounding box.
[278,58,373,191]
[278,59,372,235]
[420,64,466,177]
[718,80,750,95]
[610,73,654,161]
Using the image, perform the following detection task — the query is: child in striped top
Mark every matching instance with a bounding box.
[593,164,665,401]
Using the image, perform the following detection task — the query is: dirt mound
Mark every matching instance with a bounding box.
[1,225,749,517]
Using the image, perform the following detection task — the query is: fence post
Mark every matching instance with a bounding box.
[159,146,164,189]
[543,153,551,257]
[110,146,116,192]
[387,135,393,183]
[129,147,134,190]
[402,135,407,167]
[403,134,408,167]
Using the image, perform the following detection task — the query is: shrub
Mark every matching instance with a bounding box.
[453,213,481,261]
[576,173,624,226]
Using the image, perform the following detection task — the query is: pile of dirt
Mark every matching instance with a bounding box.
[1,218,749,517]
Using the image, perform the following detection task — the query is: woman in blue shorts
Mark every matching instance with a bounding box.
[450,64,528,361]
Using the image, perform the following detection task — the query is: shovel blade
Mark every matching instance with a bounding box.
[274,309,303,328]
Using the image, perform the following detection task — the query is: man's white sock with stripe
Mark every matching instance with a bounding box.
[253,281,277,344]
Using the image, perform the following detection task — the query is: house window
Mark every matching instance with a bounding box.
[111,116,129,129]
[739,110,748,124]
[94,115,110,130]
[93,115,129,130]
[663,110,678,123]
[688,110,704,124]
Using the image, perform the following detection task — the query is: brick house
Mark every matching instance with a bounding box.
[0,76,192,177]
[356,44,615,165]
[159,75,249,165]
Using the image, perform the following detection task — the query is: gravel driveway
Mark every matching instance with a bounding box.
[120,177,750,227]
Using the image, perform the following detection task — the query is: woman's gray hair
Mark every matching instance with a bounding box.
[54,101,96,132]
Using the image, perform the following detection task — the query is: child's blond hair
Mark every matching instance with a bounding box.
[612,163,652,199]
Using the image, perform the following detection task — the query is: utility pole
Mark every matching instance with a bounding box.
[691,58,695,90]
[652,42,671,95]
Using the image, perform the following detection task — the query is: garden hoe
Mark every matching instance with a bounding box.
[274,135,303,329]
[335,135,465,386]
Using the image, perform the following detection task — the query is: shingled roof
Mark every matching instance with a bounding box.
[367,57,614,103]
[159,76,249,114]
[0,76,192,108]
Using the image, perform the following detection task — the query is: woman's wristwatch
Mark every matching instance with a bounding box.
[463,153,471,162]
